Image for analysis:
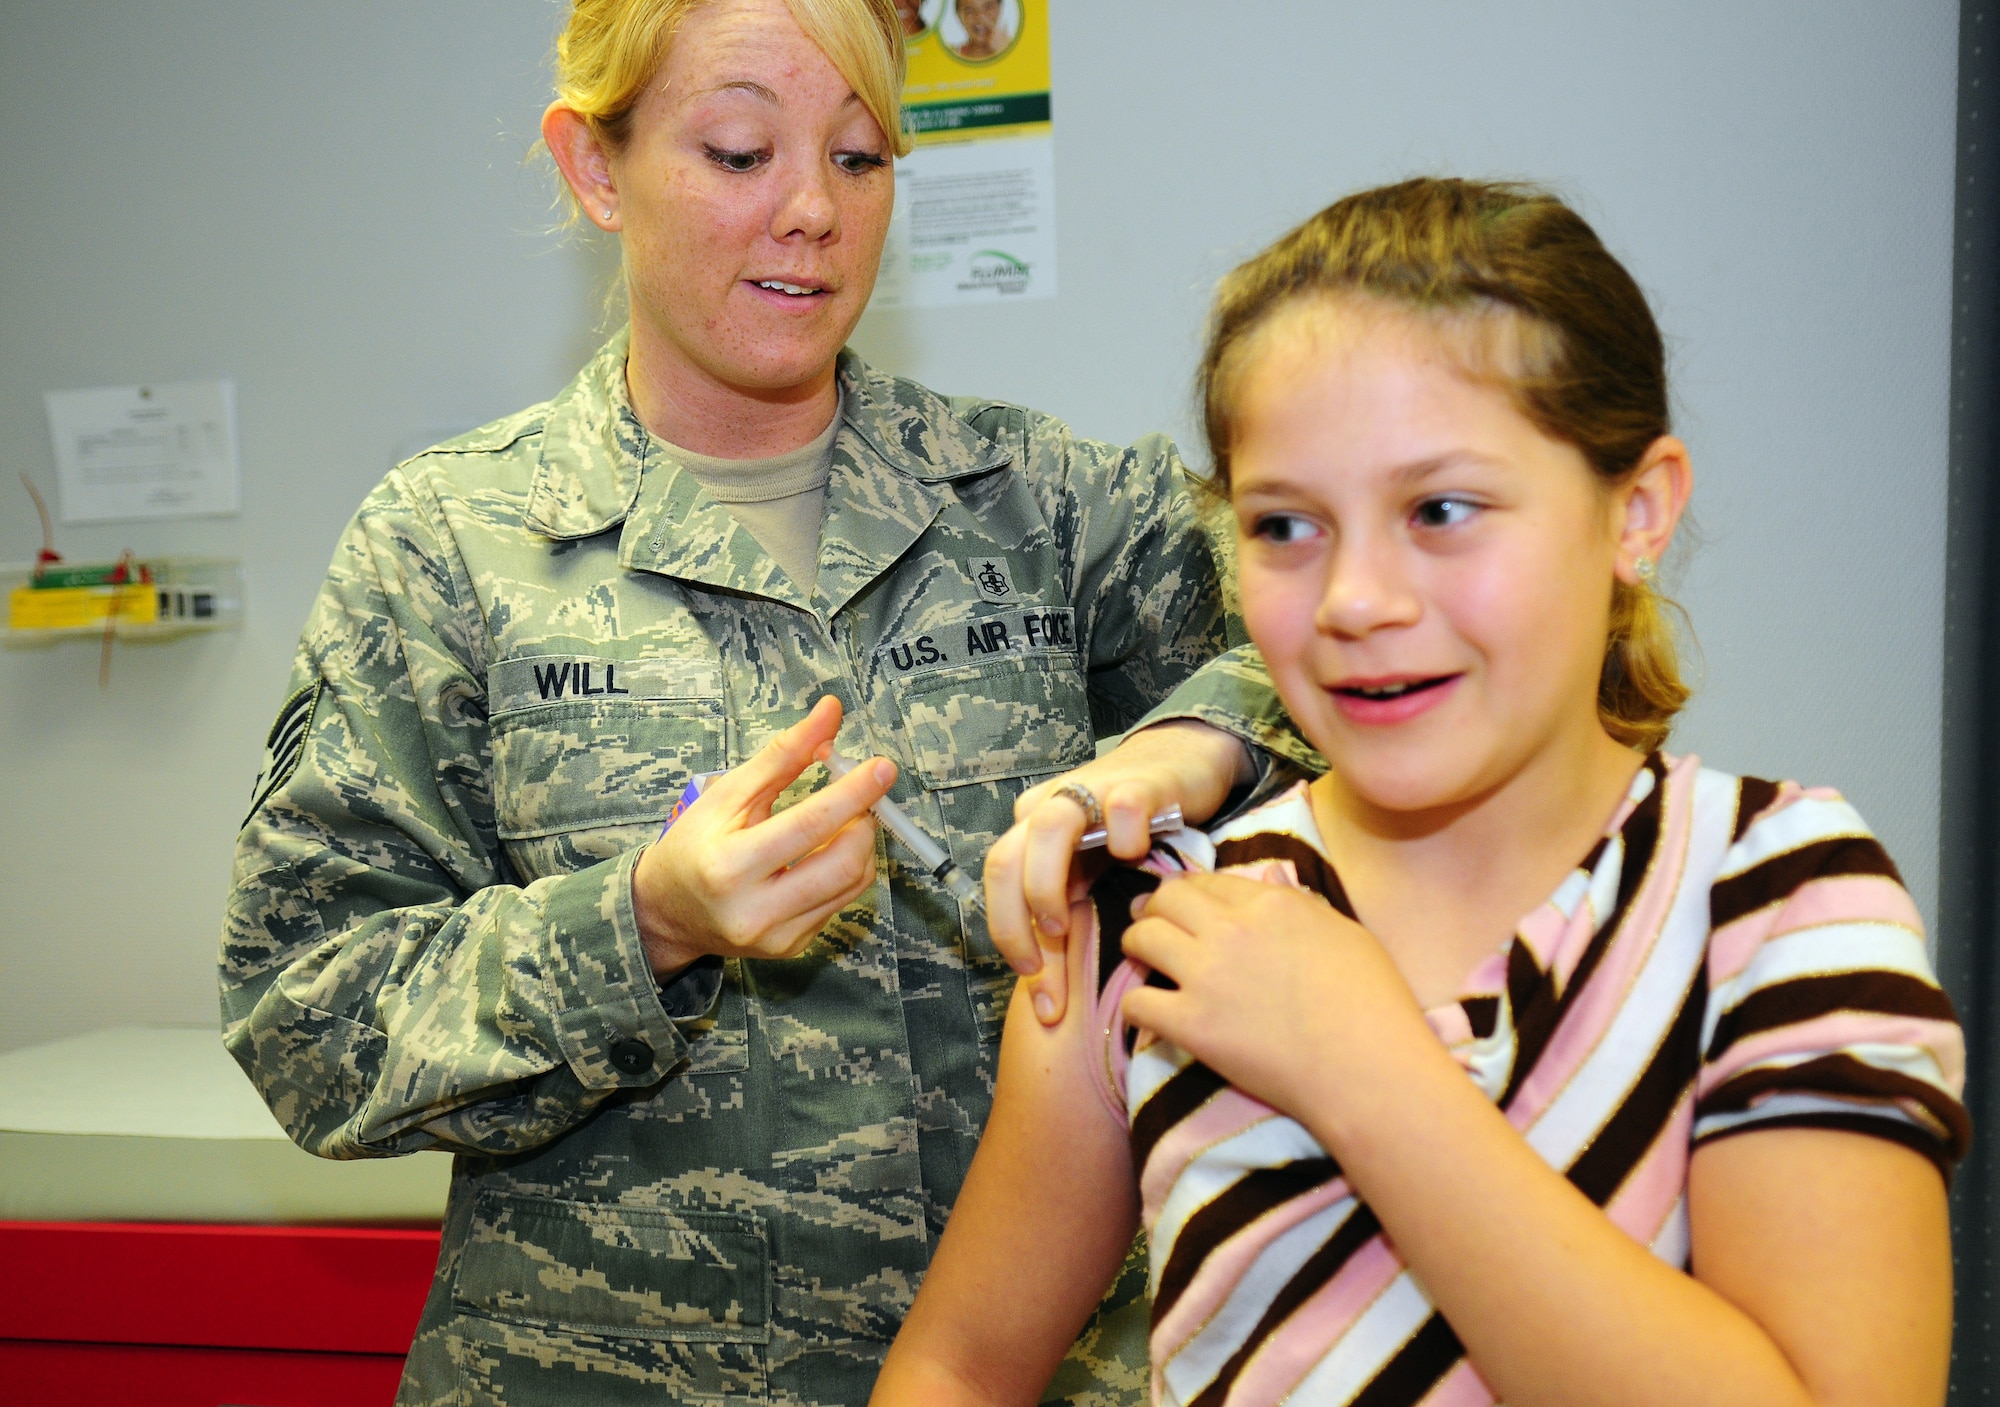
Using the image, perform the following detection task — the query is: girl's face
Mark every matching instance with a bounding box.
[604,0,895,396]
[1232,302,1662,819]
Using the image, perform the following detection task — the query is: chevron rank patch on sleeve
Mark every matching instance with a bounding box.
[243,681,321,828]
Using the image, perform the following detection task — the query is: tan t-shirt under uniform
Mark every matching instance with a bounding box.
[661,408,840,594]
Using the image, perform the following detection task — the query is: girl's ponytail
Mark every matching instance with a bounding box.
[1601,580,1690,754]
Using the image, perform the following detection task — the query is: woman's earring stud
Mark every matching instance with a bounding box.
[602,208,615,221]
[1635,554,1656,584]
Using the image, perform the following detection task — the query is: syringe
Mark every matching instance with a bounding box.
[1078,804,1183,849]
[824,750,1190,901]
[822,749,984,911]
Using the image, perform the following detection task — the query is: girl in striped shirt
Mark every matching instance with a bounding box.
[871,178,1967,1407]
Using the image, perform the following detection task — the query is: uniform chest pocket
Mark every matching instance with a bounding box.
[889,654,1094,791]
[491,696,726,842]
[889,655,1094,1044]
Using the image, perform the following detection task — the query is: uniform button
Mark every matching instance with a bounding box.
[608,1038,654,1075]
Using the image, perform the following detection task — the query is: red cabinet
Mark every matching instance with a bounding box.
[0,1220,442,1407]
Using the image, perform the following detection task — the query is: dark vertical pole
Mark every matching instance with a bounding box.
[1946,4,2000,1401]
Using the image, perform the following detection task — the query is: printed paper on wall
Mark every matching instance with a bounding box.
[875,0,1056,308]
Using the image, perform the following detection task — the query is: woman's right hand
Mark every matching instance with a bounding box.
[632,695,894,975]
[983,719,1253,1023]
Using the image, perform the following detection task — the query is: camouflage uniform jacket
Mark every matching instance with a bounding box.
[219,332,1307,1407]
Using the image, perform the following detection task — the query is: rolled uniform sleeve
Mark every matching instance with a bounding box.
[219,470,683,1160]
[1031,421,1322,785]
[1043,428,1224,733]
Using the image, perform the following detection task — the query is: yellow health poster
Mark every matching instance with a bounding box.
[874,0,1056,307]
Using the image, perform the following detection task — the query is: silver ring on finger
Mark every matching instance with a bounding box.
[1050,780,1104,831]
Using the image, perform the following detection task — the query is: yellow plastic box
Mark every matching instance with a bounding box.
[8,581,159,631]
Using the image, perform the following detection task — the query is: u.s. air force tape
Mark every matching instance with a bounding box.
[243,681,321,828]
[877,605,1077,676]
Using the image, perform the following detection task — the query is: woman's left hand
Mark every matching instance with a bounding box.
[1118,872,1432,1125]
[984,720,1253,1023]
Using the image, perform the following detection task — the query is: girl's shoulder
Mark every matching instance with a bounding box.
[1682,757,1967,1173]
[1677,757,1906,914]
[1204,780,1322,851]
[1197,762,1904,916]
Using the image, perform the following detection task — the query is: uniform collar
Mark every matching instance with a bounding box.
[832,347,1014,484]
[523,329,649,540]
[524,335,1013,543]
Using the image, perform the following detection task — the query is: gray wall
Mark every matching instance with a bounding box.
[0,2,1958,1052]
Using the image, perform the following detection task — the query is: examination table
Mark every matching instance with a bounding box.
[0,1027,450,1406]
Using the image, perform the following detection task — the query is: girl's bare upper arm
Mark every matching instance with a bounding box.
[1688,1127,1953,1407]
[870,895,1141,1407]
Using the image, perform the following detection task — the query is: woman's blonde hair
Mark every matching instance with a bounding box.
[1200,178,1691,753]
[552,0,912,211]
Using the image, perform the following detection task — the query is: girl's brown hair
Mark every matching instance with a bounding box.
[1199,177,1689,752]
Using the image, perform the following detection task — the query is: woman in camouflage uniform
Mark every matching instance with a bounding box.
[219,2,1306,1403]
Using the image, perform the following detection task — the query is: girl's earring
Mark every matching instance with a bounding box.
[1635,554,1656,585]
[602,208,615,221]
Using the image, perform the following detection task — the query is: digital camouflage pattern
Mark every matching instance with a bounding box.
[220,332,1309,1407]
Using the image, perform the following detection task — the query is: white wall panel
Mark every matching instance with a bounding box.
[0,2,1957,1050]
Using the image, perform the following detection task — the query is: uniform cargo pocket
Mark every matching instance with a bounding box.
[452,1320,769,1407]
[454,1192,770,1344]
[491,697,726,840]
[889,655,1093,791]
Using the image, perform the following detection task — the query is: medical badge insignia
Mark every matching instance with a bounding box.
[967,555,1019,604]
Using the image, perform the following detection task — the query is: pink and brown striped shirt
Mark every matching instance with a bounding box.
[1085,754,1968,1407]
